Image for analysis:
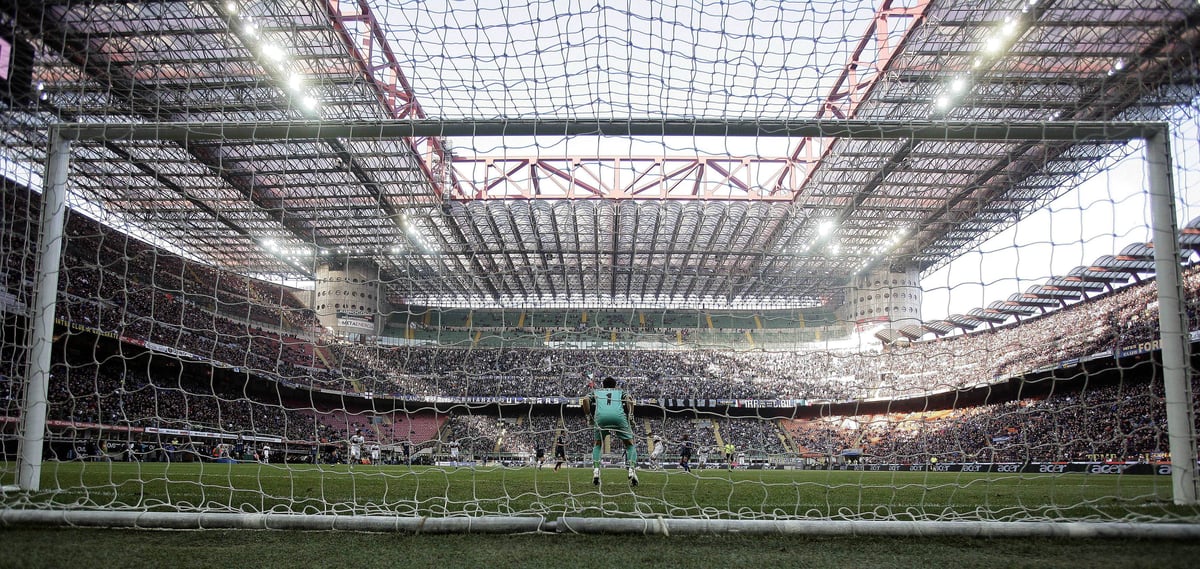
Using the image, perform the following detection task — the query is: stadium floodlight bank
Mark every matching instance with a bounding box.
[3,117,1196,536]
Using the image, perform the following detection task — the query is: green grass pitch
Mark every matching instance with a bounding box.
[4,462,1200,568]
[3,461,1195,522]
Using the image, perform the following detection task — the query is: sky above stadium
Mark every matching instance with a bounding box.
[376,0,889,121]
[920,114,1200,322]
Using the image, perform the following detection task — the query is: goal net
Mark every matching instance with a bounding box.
[2,0,1200,535]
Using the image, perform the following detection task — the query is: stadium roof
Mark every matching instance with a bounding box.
[1024,285,1082,303]
[1,0,1198,309]
[1006,292,1060,310]
[946,313,985,330]
[987,300,1037,318]
[1181,216,1200,250]
[1118,243,1158,261]
[920,320,958,336]
[1088,255,1156,278]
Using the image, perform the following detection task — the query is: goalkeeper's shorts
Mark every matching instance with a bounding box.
[592,412,634,441]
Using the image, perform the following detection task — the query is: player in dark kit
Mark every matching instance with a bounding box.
[553,433,568,472]
[679,434,694,473]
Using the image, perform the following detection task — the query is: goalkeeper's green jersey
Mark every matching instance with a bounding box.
[591,388,626,419]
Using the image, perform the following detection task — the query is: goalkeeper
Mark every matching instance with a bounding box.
[580,376,639,487]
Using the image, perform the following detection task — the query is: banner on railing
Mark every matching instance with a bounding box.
[337,312,375,331]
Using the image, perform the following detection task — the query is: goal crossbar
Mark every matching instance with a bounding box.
[51,119,1168,143]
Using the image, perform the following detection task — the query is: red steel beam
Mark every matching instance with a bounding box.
[326,0,929,203]
[449,156,809,201]
[776,0,934,196]
[326,0,462,200]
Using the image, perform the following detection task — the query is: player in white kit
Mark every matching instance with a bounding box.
[349,429,365,465]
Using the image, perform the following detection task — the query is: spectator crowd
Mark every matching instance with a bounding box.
[3,181,1198,465]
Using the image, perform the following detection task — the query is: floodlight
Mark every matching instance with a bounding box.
[261,43,285,62]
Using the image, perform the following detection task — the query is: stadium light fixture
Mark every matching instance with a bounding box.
[983,36,1003,54]
[817,220,835,237]
[950,76,969,94]
[224,11,322,118]
[1000,19,1019,38]
[261,43,285,63]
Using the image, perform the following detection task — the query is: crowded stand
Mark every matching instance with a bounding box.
[2,184,327,382]
[302,260,1200,404]
[34,358,339,461]
[20,352,455,464]
[5,179,1200,467]
[784,377,1183,464]
[6,178,1200,404]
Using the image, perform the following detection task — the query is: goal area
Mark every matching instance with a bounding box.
[1,117,1197,536]
[2,0,1200,538]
